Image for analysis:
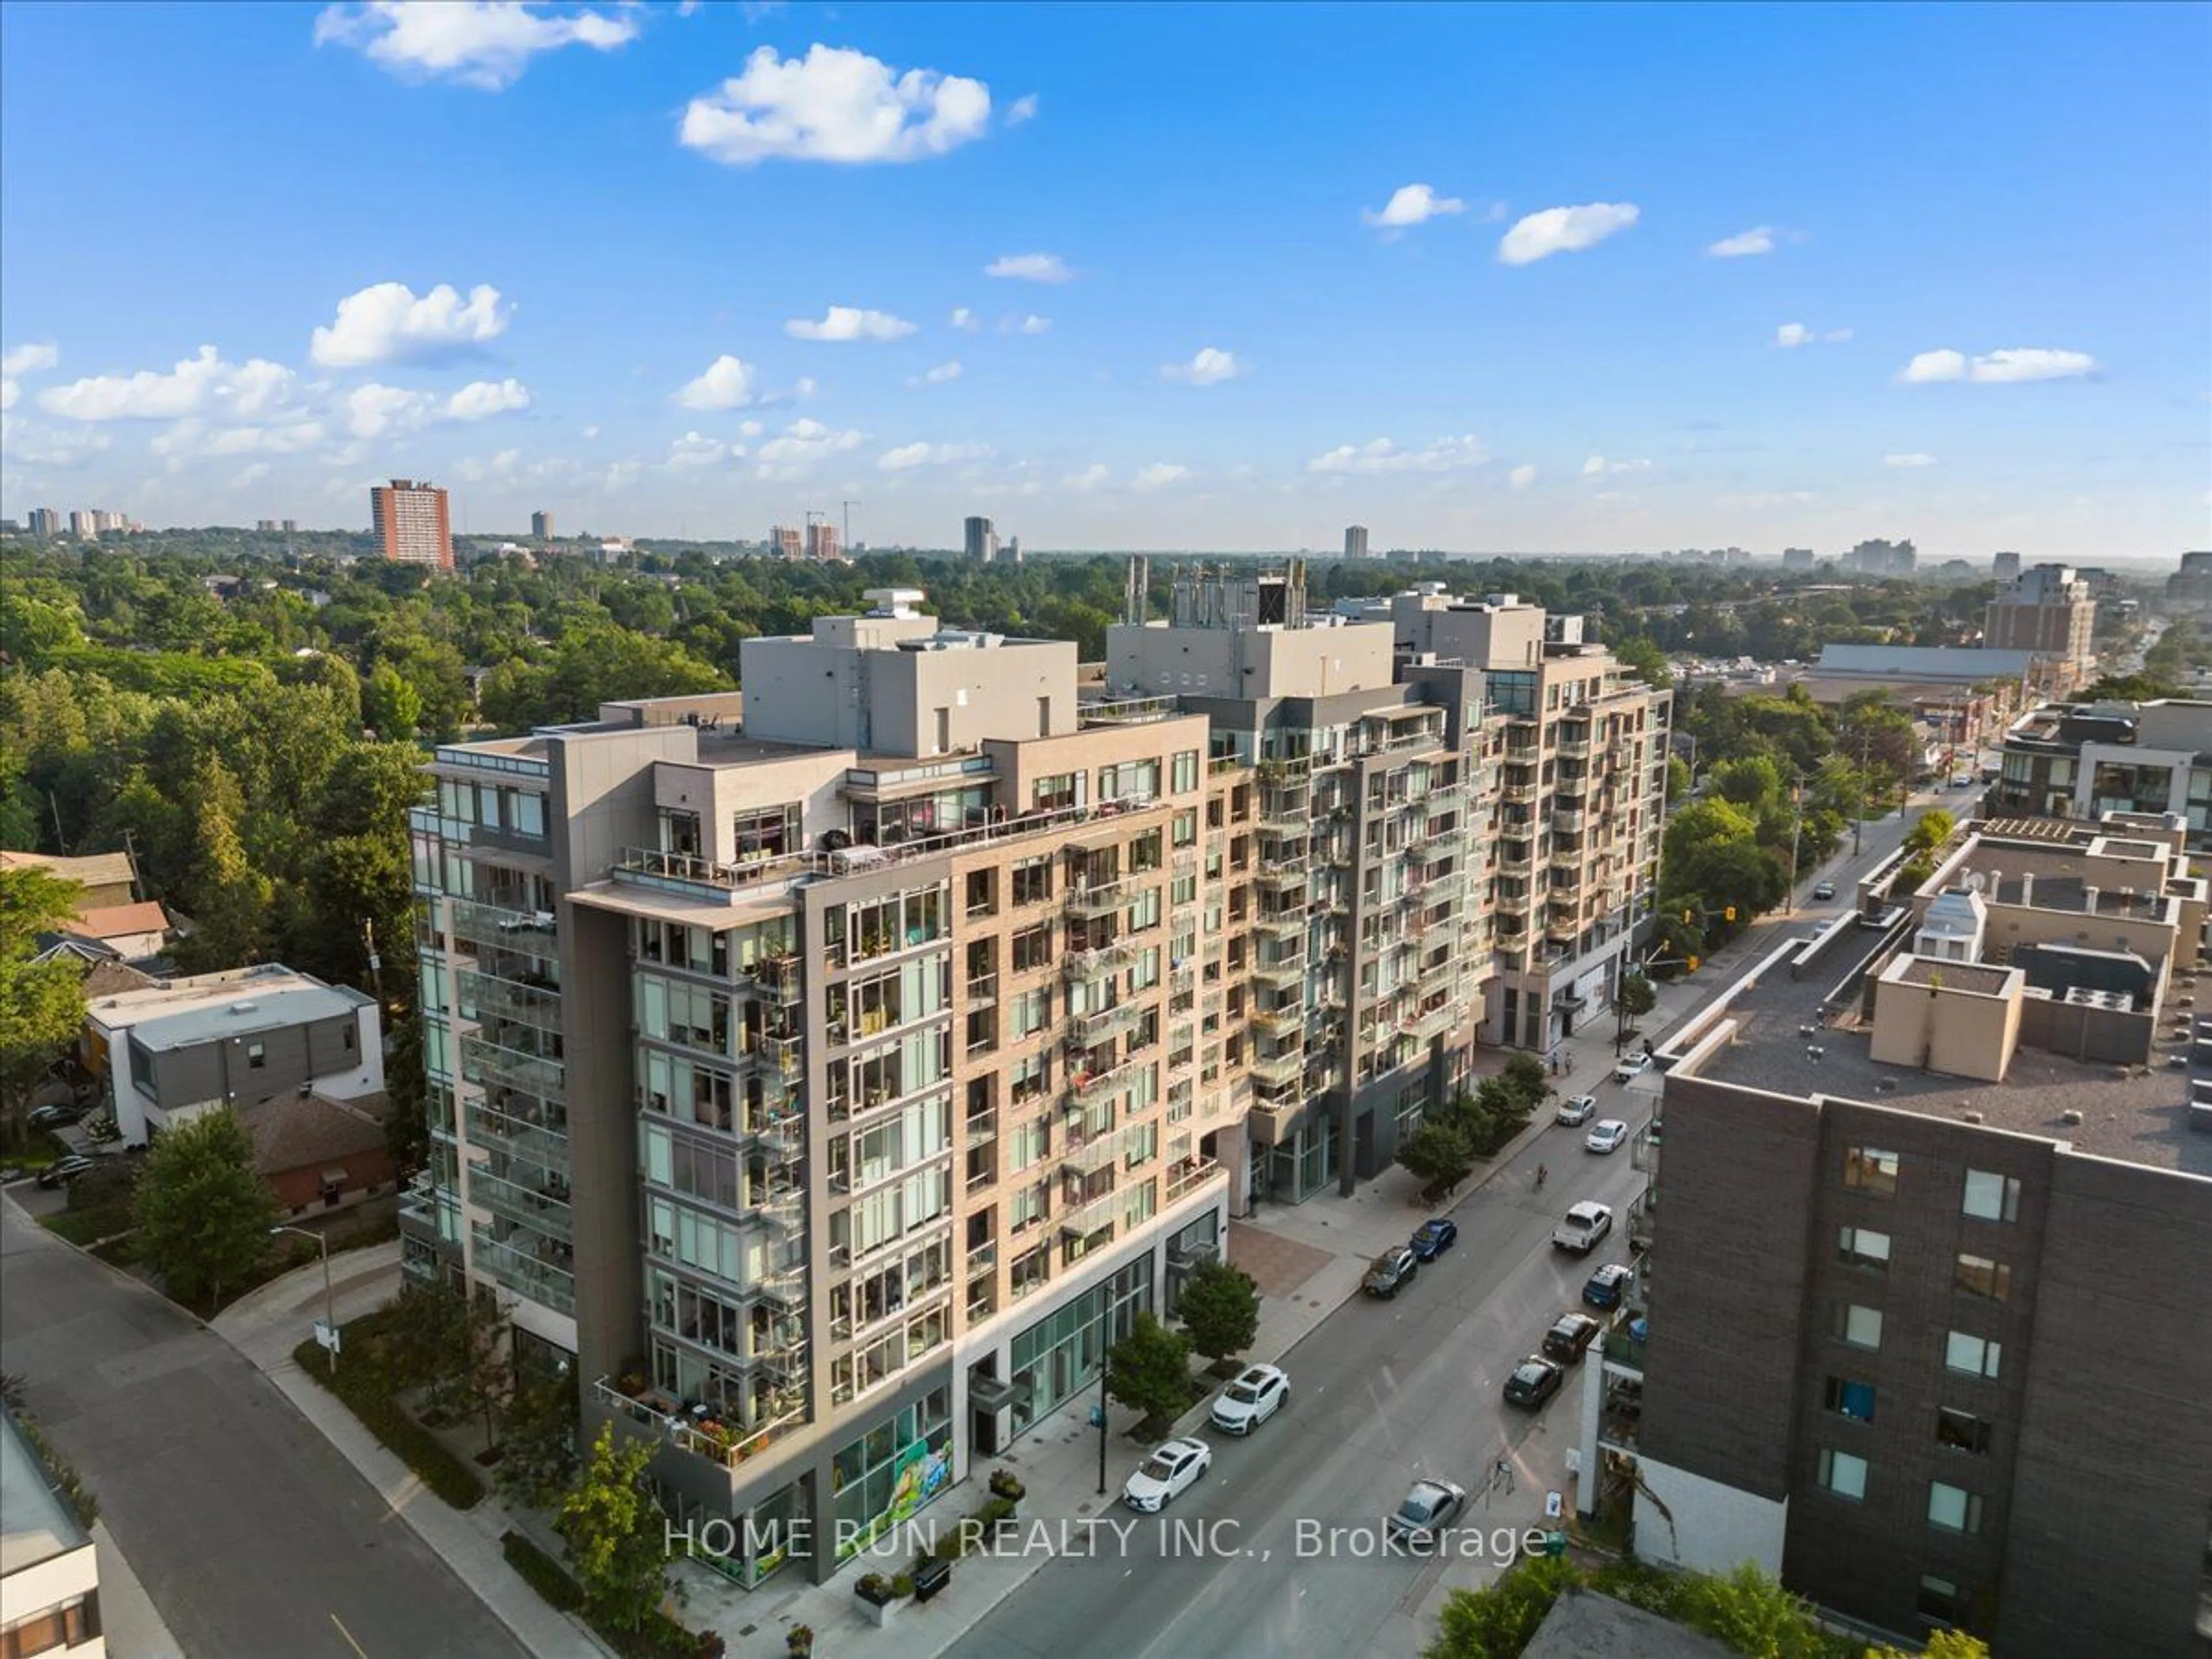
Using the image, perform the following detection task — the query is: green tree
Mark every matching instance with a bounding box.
[0,868,89,1150]
[172,758,272,972]
[361,663,423,741]
[1397,1117,1475,1198]
[1711,755,1785,810]
[1670,1561,1832,1658]
[1665,754,1692,803]
[556,1424,671,1635]
[1866,1633,1988,1659]
[1176,1259,1261,1372]
[495,1370,581,1508]
[1425,1554,1579,1658]
[1904,808,1955,855]
[1498,1052,1549,1110]
[1616,971,1657,1022]
[1105,1311,1194,1433]
[130,1108,281,1310]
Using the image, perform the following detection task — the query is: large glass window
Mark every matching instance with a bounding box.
[1007,1254,1151,1431]
[1927,1482,1983,1535]
[1843,1147,1899,1196]
[1962,1169,2020,1222]
[830,1389,954,1558]
[1945,1331,2002,1378]
[1831,1302,1884,1350]
[1838,1226,1892,1271]
[1816,1448,1868,1501]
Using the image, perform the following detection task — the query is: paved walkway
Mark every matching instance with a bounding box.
[92,1521,185,1659]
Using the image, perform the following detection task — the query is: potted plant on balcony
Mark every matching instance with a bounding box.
[615,1359,649,1399]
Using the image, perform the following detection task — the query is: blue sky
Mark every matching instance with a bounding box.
[2,1,2206,559]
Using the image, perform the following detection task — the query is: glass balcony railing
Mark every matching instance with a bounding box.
[460,1034,566,1102]
[472,1225,575,1315]
[1166,1156,1222,1205]
[468,1167,574,1242]
[1066,999,1145,1050]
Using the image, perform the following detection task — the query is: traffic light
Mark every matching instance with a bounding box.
[1724,906,1737,922]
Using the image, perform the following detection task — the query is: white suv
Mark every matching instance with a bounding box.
[1209,1363,1289,1435]
[1552,1201,1614,1254]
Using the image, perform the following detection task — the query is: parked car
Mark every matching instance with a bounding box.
[1555,1093,1598,1126]
[1583,1262,1634,1309]
[1503,1356,1566,1409]
[1410,1217,1459,1260]
[1385,1477,1468,1541]
[1541,1312,1603,1363]
[1552,1200,1614,1253]
[1811,880,1837,902]
[37,1154,95,1190]
[1611,1054,1651,1084]
[1122,1437,1212,1512]
[1584,1119,1630,1155]
[1209,1363,1290,1436]
[1363,1245,1420,1298]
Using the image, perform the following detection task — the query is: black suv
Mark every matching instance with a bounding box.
[1362,1245,1420,1298]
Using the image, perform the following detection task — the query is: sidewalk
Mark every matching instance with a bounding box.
[209,1243,615,1659]
[93,1521,185,1659]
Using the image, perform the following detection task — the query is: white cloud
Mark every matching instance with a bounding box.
[1306,434,1487,475]
[313,1,637,90]
[738,419,763,438]
[949,306,980,333]
[755,416,865,479]
[1497,202,1639,266]
[38,346,300,422]
[453,448,522,483]
[446,377,531,420]
[1900,346,2098,385]
[680,44,991,166]
[1707,225,1777,257]
[1064,463,1109,492]
[310,281,511,366]
[877,441,990,472]
[1161,347,1245,387]
[677,354,756,410]
[786,306,917,342]
[1581,454,1653,477]
[344,383,437,439]
[150,418,328,458]
[230,461,274,491]
[985,252,1072,283]
[1005,92,1039,126]
[1132,463,1189,491]
[1885,453,1938,468]
[0,381,16,412]
[1775,322,1853,348]
[1363,183,1464,229]
[1509,464,1537,491]
[581,423,601,439]
[912,359,963,386]
[603,459,643,493]
[1,342,58,376]
[1006,314,1051,336]
[667,430,743,470]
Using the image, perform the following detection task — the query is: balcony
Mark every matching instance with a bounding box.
[1251,953,1305,988]
[1069,1059,1138,1108]
[1598,1378,1644,1452]
[1247,1049,1301,1087]
[460,1035,565,1103]
[1557,734,1592,760]
[459,969,562,1031]
[752,1032,803,1078]
[1066,998,1145,1050]
[469,1166,575,1241]
[1061,938,1138,982]
[472,1225,574,1315]
[1060,1120,1143,1176]
[1253,907,1308,941]
[1058,1180,1132,1240]
[1408,1003,1455,1041]
[964,1108,997,1147]
[448,899,559,955]
[1064,879,1133,919]
[1166,1156,1222,1205]
[464,1099,567,1162]
[1258,801,1311,834]
[1255,865,1309,897]
[743,953,804,1005]
[1502,779,1539,805]
[1252,1003,1303,1039]
[593,1377,806,1472]
[1552,808,1586,835]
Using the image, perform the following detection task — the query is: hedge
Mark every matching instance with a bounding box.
[289,1336,486,1509]
[502,1530,584,1612]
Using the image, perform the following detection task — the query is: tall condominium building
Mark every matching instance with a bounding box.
[1984,564,2095,691]
[257,519,279,533]
[1343,524,1370,560]
[1347,586,1669,1054]
[1782,547,1817,571]
[67,510,96,540]
[403,589,1248,1587]
[1990,550,2022,583]
[26,507,61,537]
[1109,566,1506,1198]
[1592,811,2211,1656]
[767,525,803,559]
[805,521,841,562]
[532,510,555,542]
[370,479,453,570]
[1843,538,1918,577]
[964,516,998,562]
[2165,550,2212,614]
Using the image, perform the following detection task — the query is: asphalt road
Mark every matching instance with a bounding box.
[959,797,1937,1659]
[0,1195,531,1659]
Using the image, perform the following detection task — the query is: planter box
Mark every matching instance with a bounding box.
[913,1558,953,1603]
[857,1592,897,1630]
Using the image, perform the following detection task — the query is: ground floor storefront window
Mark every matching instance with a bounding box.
[666,1476,804,1588]
[1008,1255,1150,1433]
[831,1387,953,1559]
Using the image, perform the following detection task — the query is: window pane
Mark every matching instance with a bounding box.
[1962,1168,2018,1221]
[1844,1147,1899,1195]
[1928,1482,1972,1532]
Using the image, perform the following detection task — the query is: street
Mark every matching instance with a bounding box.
[0,1195,531,1659]
[959,797,1934,1659]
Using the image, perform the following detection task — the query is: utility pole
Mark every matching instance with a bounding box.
[362,918,386,1012]
[1785,771,1805,913]
[1094,1302,1112,1495]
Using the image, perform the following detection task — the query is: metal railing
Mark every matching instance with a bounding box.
[1061,938,1137,980]
[1166,1157,1222,1205]
[472,1226,575,1314]
[1069,1059,1138,1107]
[1064,878,1137,919]
[1066,998,1145,1050]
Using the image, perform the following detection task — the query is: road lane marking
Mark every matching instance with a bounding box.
[330,1613,369,1658]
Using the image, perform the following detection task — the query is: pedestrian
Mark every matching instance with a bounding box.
[1495,1457,1514,1494]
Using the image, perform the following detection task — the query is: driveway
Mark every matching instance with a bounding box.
[0,1194,529,1659]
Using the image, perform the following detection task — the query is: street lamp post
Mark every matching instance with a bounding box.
[272,1224,335,1374]
[1094,1299,1112,1496]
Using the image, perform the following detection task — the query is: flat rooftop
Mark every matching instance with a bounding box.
[123,983,369,1052]
[86,963,339,1030]
[0,1408,86,1577]
[1683,947,2212,1178]
[1952,840,2176,918]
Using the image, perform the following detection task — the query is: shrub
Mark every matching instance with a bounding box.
[502,1530,584,1613]
[988,1469,1026,1502]
[290,1333,486,1509]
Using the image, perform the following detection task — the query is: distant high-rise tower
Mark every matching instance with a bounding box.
[27,507,60,537]
[532,509,555,542]
[767,525,803,559]
[370,479,453,570]
[281,519,297,535]
[1005,535,1022,565]
[256,519,278,533]
[1991,550,2021,583]
[806,521,841,562]
[67,510,96,540]
[964,515,998,562]
[1344,524,1370,560]
[1781,547,1816,571]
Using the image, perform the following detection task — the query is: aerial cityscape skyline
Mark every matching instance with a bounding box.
[3,2,2208,558]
